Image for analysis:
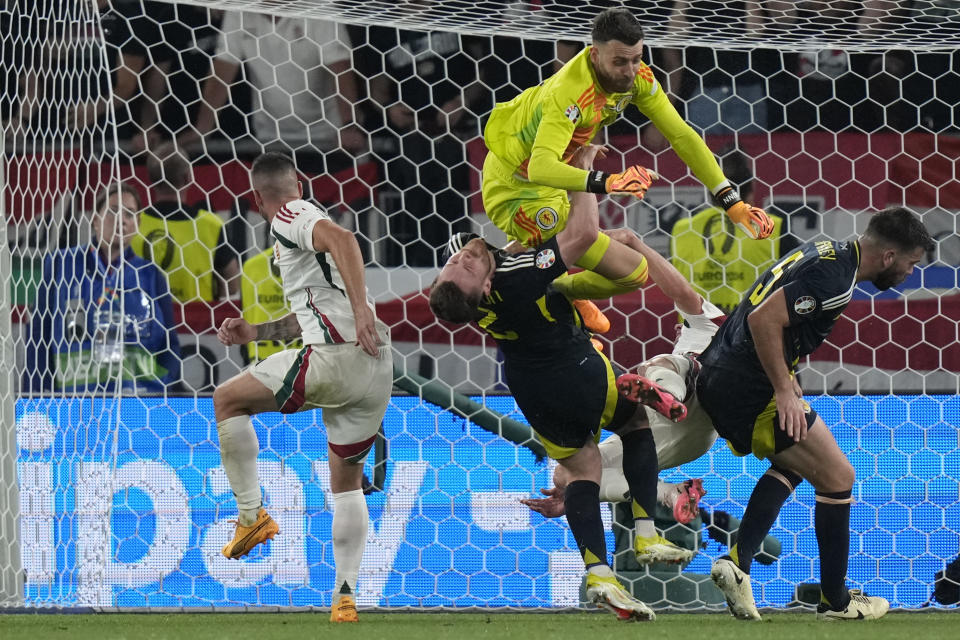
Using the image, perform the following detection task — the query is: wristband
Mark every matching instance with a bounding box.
[585,170,610,194]
[714,186,742,210]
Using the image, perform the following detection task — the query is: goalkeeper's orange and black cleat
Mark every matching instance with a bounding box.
[573,299,611,334]
[221,508,279,559]
[616,373,687,422]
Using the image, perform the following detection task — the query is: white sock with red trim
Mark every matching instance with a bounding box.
[332,489,368,596]
[217,415,262,526]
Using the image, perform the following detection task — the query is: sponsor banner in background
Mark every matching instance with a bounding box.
[15,395,960,609]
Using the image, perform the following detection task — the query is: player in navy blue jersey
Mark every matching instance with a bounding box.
[429,144,708,621]
[691,207,933,621]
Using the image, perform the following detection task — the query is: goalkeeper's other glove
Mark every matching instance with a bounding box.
[715,186,775,240]
[586,165,658,200]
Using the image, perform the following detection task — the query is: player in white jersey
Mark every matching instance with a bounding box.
[521,300,724,522]
[212,153,393,623]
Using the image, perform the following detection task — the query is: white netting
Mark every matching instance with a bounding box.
[2,0,958,611]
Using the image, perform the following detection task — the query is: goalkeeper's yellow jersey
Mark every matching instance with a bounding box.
[484,46,726,193]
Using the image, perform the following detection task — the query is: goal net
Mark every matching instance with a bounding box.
[2,0,957,611]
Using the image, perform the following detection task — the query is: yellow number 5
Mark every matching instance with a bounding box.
[749,250,805,306]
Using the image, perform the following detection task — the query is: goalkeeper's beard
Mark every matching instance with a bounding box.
[595,68,633,94]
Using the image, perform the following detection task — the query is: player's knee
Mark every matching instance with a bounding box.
[836,459,856,489]
[819,459,855,493]
[212,383,239,418]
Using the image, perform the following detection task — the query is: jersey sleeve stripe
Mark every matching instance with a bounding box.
[821,282,856,310]
[276,204,298,223]
[577,86,596,110]
[500,255,534,267]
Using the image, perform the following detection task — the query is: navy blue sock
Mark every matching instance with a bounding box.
[816,489,853,610]
[564,479,607,568]
[731,466,801,574]
[619,429,658,527]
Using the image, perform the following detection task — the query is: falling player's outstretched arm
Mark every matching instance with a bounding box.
[311,219,382,357]
[604,227,702,316]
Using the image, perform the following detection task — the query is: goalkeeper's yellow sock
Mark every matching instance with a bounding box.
[553,269,644,300]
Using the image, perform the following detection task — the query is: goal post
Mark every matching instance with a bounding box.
[1,0,958,612]
[0,125,25,608]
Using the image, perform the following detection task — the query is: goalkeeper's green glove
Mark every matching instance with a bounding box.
[714,186,775,240]
[586,165,659,200]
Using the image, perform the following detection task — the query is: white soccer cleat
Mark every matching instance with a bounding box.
[585,572,656,622]
[817,589,890,621]
[634,534,696,565]
[710,557,762,621]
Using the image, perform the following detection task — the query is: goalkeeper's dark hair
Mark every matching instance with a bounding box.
[592,7,644,45]
[94,181,141,214]
[429,279,483,324]
[864,207,934,253]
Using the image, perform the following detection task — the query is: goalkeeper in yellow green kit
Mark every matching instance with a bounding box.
[482,7,774,327]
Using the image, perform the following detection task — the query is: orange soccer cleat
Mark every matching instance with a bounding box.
[330,594,359,623]
[573,299,611,334]
[221,508,279,559]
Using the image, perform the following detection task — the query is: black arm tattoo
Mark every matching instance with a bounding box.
[255,313,302,341]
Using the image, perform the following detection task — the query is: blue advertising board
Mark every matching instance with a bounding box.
[14,394,960,609]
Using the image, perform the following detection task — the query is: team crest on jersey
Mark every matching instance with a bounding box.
[535,249,556,269]
[794,296,816,315]
[564,104,581,123]
[615,95,631,112]
[535,207,559,230]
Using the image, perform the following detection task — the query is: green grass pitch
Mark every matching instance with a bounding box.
[1,611,958,640]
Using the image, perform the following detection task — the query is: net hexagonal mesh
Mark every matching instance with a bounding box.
[1,0,957,611]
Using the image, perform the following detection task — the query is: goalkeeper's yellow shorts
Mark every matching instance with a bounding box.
[481,153,570,248]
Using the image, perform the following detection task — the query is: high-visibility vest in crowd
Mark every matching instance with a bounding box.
[132,204,224,303]
[241,247,301,362]
[671,206,783,314]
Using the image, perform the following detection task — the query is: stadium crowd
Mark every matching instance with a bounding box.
[3,0,952,406]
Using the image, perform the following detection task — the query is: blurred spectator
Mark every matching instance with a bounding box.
[65,1,214,151]
[131,147,240,302]
[763,1,920,132]
[670,149,788,314]
[23,182,181,394]
[358,25,485,266]
[179,11,365,168]
[3,0,83,139]
[661,1,781,136]
[239,248,302,364]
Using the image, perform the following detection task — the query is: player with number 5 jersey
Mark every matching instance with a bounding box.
[695,207,932,622]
